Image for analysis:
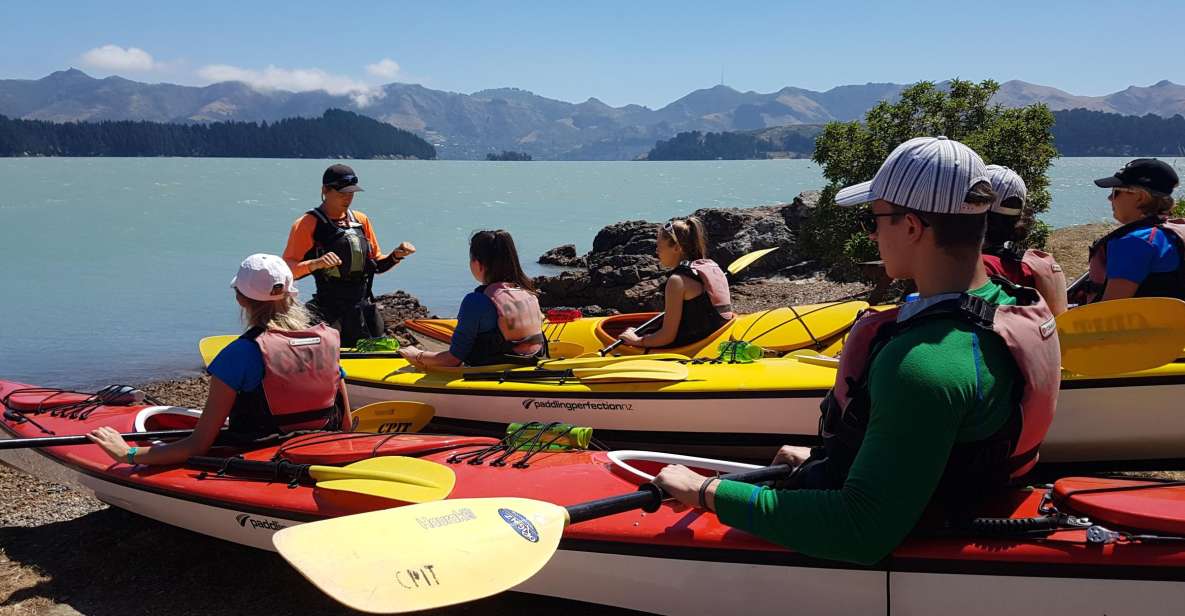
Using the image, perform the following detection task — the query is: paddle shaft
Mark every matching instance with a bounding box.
[567,463,791,524]
[599,312,664,356]
[188,456,442,488]
[0,428,203,450]
[189,455,311,481]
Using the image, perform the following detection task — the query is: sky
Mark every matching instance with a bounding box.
[3,1,1184,109]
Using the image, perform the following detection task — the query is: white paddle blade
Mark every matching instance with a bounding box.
[272,497,567,614]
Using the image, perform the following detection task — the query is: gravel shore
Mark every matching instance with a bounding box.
[0,222,1164,615]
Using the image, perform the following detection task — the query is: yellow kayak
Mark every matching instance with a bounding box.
[404,301,871,358]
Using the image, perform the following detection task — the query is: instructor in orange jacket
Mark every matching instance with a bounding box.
[282,164,415,346]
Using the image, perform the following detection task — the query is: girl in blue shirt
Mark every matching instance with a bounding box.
[399,230,544,368]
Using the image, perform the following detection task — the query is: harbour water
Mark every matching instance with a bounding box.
[0,157,1179,388]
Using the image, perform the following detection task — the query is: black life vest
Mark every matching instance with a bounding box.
[301,207,386,345]
[792,280,1060,508]
[223,325,343,443]
[663,262,730,348]
[303,207,374,294]
[1077,216,1185,303]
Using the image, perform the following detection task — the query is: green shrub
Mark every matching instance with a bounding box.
[804,80,1057,277]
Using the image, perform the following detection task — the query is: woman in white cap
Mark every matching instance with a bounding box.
[981,165,1068,315]
[87,254,349,466]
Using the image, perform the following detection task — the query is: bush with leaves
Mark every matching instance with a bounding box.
[804,79,1057,277]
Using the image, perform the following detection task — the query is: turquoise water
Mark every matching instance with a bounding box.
[0,157,1179,389]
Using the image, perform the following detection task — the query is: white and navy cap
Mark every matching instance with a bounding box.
[834,136,991,214]
[230,253,299,302]
[985,165,1027,216]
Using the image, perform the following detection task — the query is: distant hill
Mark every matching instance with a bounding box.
[647,110,1185,160]
[0,109,436,159]
[646,125,823,160]
[5,70,1185,160]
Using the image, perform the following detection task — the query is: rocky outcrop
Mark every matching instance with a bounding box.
[538,244,587,268]
[374,289,435,346]
[533,192,819,312]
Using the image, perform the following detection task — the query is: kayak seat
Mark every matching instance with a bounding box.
[595,313,732,357]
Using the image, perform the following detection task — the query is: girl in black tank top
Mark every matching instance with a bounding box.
[617,217,731,350]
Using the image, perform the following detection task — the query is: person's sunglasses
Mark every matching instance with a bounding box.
[857,207,930,233]
[857,210,901,233]
[1108,187,1137,200]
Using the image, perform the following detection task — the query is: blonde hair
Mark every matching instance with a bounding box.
[658,216,709,261]
[237,290,312,331]
[1133,187,1177,217]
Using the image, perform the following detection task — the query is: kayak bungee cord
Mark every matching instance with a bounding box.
[446,420,607,468]
[723,298,870,355]
[961,480,1185,544]
[1,384,163,434]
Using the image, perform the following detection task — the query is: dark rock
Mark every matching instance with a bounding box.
[373,290,435,347]
[535,195,818,313]
[538,244,587,268]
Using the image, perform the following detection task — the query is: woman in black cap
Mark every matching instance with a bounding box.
[1070,159,1185,303]
[281,164,416,345]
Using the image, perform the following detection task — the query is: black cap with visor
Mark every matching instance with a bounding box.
[322,164,364,193]
[1094,158,1178,196]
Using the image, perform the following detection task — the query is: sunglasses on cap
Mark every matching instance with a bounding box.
[327,175,358,190]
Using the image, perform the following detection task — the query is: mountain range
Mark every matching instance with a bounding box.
[4,69,1185,160]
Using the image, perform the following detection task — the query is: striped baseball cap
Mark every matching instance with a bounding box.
[985,165,1027,216]
[834,136,991,214]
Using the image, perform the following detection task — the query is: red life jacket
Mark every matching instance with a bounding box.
[227,324,342,440]
[483,283,545,355]
[808,281,1060,498]
[1079,216,1185,303]
[982,244,1062,289]
[686,259,734,319]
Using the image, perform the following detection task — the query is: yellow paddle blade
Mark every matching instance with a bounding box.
[539,353,689,369]
[350,401,434,435]
[315,478,449,504]
[309,459,450,490]
[786,349,841,368]
[726,246,779,276]
[1058,297,1185,376]
[575,369,689,382]
[570,360,690,381]
[273,497,567,614]
[198,335,237,367]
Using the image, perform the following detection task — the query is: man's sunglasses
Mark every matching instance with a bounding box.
[857,208,930,233]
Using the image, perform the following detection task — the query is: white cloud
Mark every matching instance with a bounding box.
[366,58,401,80]
[80,45,158,72]
[198,64,385,107]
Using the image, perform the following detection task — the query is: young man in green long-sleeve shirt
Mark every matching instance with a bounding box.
[654,137,1061,565]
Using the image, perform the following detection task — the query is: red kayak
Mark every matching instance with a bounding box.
[2,378,1183,615]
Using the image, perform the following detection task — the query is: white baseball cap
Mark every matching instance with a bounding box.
[835,136,991,215]
[230,254,299,302]
[985,164,1027,216]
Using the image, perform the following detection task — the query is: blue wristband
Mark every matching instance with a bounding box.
[126,447,139,465]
